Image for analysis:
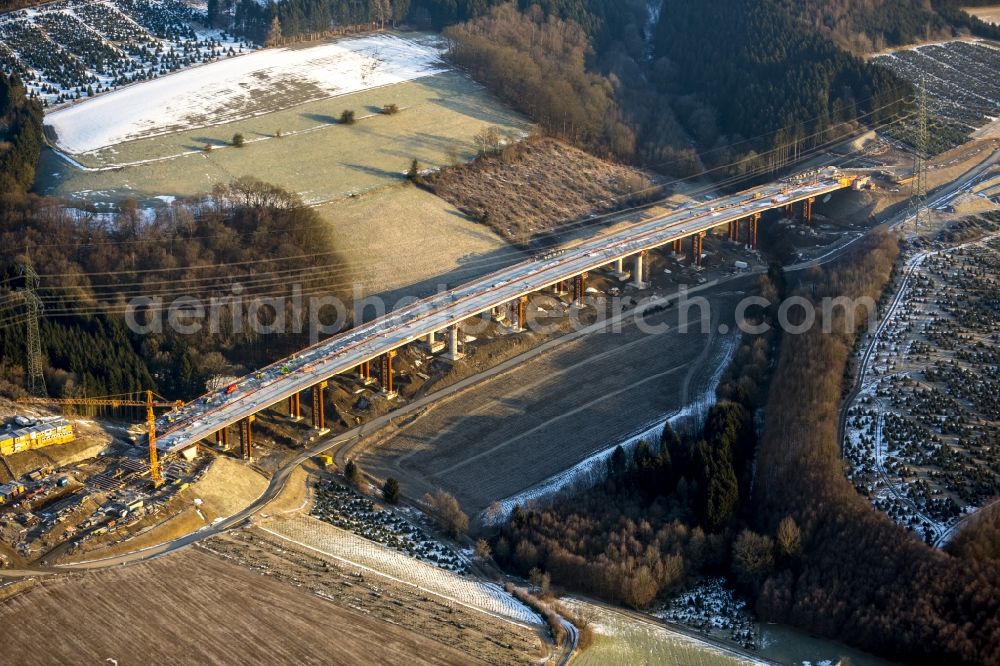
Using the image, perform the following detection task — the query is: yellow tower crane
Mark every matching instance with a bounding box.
[18,390,183,488]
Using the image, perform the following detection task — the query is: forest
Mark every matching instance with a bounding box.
[441,1,914,176]
[0,77,345,402]
[492,266,786,607]
[0,181,345,401]
[752,234,1000,665]
[493,232,1000,665]
[0,74,42,196]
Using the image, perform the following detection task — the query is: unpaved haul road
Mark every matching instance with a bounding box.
[1,205,888,579]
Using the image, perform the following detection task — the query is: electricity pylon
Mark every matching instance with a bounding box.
[16,262,46,397]
[911,75,930,230]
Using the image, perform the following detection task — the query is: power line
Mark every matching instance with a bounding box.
[0,102,919,329]
[16,261,47,397]
[911,72,930,231]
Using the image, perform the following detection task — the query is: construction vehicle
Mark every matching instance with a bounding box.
[18,391,183,489]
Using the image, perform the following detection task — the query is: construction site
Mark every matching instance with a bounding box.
[0,0,999,656]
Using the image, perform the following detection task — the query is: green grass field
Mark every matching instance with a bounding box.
[312,185,524,299]
[566,602,761,666]
[36,70,532,207]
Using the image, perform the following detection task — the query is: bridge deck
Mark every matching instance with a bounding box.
[157,171,852,452]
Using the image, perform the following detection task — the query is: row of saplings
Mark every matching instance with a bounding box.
[339,459,595,650]
[202,104,400,152]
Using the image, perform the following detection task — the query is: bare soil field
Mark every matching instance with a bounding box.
[203,528,544,664]
[37,70,532,207]
[422,137,658,243]
[0,546,506,665]
[354,278,751,515]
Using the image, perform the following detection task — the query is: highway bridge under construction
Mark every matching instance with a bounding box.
[154,168,863,458]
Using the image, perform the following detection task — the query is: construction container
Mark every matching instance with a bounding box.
[0,418,75,456]
[0,482,27,503]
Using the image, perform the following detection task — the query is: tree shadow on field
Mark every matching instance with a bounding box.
[420,75,531,128]
[343,162,406,180]
[382,132,470,161]
[183,136,231,151]
[302,112,338,124]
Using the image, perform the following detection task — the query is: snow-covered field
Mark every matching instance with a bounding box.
[46,33,447,154]
[260,513,541,626]
[1,0,247,108]
[563,597,764,666]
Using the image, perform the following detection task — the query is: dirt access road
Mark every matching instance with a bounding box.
[352,281,751,514]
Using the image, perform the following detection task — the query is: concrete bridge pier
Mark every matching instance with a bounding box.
[444,324,464,362]
[691,232,705,266]
[239,415,255,461]
[609,257,630,281]
[287,392,302,421]
[514,295,528,331]
[749,212,761,248]
[380,351,397,398]
[357,360,374,385]
[425,330,445,353]
[216,426,231,451]
[573,273,588,307]
[803,196,815,225]
[312,380,329,433]
[672,239,683,256]
[632,251,648,289]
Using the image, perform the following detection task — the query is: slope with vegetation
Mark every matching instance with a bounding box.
[490,231,1000,664]
[420,136,656,244]
[753,232,1000,666]
[0,179,344,400]
[0,74,347,401]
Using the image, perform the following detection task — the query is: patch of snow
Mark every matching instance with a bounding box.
[480,332,741,525]
[46,33,447,153]
[261,514,542,626]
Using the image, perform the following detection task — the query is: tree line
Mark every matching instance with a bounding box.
[753,230,1000,665]
[491,268,786,608]
[0,73,43,197]
[0,80,346,401]
[444,5,633,160]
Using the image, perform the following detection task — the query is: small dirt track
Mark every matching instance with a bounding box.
[354,286,747,514]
